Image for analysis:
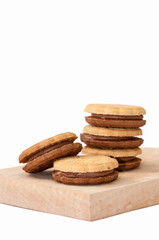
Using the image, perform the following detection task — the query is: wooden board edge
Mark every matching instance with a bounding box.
[0,176,92,221]
[89,178,159,221]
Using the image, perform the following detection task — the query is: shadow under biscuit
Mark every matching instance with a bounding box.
[27,169,53,180]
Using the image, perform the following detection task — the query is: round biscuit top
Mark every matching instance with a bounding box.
[54,155,119,173]
[83,125,142,137]
[84,104,146,115]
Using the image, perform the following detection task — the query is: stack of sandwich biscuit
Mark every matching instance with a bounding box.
[81,104,146,171]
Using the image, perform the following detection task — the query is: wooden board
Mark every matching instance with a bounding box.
[0,148,159,221]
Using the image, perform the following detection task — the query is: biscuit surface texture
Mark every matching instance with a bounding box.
[85,104,146,115]
[54,155,119,173]
[19,132,77,163]
[83,125,142,137]
[82,146,142,157]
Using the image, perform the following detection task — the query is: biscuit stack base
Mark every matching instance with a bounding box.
[52,155,119,185]
[81,104,146,171]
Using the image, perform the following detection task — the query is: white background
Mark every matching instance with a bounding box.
[0,0,159,239]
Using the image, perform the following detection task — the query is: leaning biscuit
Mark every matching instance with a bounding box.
[84,104,146,116]
[19,132,77,163]
[19,132,82,173]
[52,155,119,185]
[23,143,82,173]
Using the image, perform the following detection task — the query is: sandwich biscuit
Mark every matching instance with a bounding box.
[52,155,119,185]
[81,125,143,149]
[85,104,146,128]
[19,132,82,173]
[82,146,142,171]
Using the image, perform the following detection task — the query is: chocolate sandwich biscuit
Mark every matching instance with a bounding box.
[52,155,119,185]
[81,125,143,149]
[82,146,142,171]
[84,104,146,128]
[19,132,82,173]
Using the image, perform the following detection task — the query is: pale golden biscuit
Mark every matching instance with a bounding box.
[84,104,146,116]
[82,146,142,157]
[54,155,119,173]
[83,125,142,137]
[19,132,77,163]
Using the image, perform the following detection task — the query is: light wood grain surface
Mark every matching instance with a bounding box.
[0,148,159,221]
